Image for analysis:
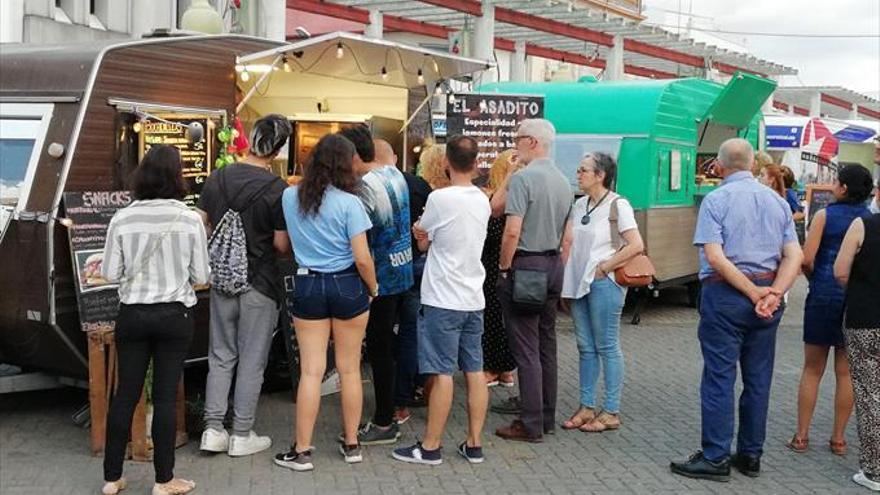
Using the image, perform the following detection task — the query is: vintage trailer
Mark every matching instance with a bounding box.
[480,74,776,301]
[0,32,488,381]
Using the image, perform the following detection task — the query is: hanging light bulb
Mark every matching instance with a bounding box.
[282,56,291,73]
[432,58,440,74]
[240,66,251,82]
[336,42,344,59]
[381,66,389,81]
[417,69,424,85]
[132,121,143,133]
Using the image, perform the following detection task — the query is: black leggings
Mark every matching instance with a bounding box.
[366,294,405,427]
[104,303,193,484]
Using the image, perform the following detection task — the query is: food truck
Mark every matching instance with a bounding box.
[479,74,776,311]
[0,32,490,382]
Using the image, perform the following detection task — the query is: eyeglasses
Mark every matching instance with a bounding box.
[576,167,592,174]
[513,135,534,144]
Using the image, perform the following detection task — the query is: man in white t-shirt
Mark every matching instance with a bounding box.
[392,135,491,466]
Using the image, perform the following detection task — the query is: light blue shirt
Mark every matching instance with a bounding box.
[693,171,797,280]
[282,186,372,273]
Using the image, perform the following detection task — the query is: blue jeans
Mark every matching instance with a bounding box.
[394,280,423,407]
[570,277,626,414]
[699,279,783,462]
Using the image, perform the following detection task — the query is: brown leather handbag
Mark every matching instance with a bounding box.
[609,197,656,288]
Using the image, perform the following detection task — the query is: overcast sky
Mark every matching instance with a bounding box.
[641,0,880,98]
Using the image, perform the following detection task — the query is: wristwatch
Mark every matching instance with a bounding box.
[499,266,510,278]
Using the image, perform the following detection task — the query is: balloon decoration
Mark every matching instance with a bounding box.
[215,117,249,169]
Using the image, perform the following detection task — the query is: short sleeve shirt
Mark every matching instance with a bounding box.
[282,186,372,272]
[358,165,414,295]
[562,193,638,299]
[197,163,287,302]
[505,158,574,252]
[693,171,797,280]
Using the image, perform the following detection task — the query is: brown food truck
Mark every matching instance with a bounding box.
[0,32,489,383]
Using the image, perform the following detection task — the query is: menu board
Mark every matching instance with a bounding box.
[805,184,836,227]
[140,114,212,207]
[446,94,544,171]
[63,191,132,332]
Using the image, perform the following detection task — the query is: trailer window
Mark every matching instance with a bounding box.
[552,135,623,192]
[0,104,53,235]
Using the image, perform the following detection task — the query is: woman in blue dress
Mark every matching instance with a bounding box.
[789,164,874,456]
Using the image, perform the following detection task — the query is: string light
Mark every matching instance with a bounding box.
[417,69,424,85]
[336,42,344,59]
[282,56,291,72]
[381,66,388,81]
[132,121,143,133]
[240,66,251,82]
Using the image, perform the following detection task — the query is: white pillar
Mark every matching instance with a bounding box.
[260,0,285,41]
[761,75,777,114]
[809,91,822,117]
[472,0,497,82]
[365,8,383,38]
[0,0,24,43]
[849,104,859,120]
[510,40,527,82]
[605,34,624,81]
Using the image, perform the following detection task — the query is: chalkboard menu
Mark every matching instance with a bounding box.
[806,184,836,226]
[63,191,132,332]
[446,94,544,171]
[140,115,212,207]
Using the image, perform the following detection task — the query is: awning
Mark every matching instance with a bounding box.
[236,31,494,89]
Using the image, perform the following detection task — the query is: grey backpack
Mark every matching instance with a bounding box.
[208,174,274,296]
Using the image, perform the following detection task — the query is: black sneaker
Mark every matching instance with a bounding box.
[670,451,730,482]
[274,446,314,472]
[392,442,442,466]
[731,453,760,478]
[339,443,363,464]
[457,441,484,464]
[357,422,401,445]
[409,387,427,408]
[490,396,521,415]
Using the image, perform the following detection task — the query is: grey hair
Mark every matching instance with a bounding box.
[582,152,617,189]
[717,138,754,172]
[249,114,293,158]
[516,118,556,149]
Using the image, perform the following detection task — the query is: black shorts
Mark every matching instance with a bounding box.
[291,265,370,320]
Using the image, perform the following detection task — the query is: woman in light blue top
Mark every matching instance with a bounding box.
[274,134,378,472]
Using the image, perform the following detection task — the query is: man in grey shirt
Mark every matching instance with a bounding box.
[495,118,573,442]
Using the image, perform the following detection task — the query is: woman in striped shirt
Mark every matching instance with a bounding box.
[100,145,210,495]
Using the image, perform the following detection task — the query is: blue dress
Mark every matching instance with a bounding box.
[803,202,871,346]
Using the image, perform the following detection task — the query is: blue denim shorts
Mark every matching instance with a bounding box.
[417,305,484,375]
[291,265,370,320]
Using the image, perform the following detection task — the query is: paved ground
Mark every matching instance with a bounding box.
[0,280,867,494]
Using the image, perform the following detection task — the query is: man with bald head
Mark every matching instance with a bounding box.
[671,138,803,481]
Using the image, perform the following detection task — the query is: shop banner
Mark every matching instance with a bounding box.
[140,116,211,207]
[63,191,132,332]
[446,94,544,170]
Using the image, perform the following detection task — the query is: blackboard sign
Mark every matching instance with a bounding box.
[140,115,212,207]
[805,184,836,226]
[446,94,544,171]
[63,191,132,332]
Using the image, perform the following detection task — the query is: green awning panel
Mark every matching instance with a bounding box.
[702,72,777,129]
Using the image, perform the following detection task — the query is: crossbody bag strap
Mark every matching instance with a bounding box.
[121,207,185,284]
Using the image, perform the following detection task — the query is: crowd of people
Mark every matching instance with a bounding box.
[97,114,880,494]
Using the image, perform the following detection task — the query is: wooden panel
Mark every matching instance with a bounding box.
[67,38,279,192]
[25,104,81,212]
[644,206,700,282]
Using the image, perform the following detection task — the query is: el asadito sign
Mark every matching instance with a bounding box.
[446,93,544,170]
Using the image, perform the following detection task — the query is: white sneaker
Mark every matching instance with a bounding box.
[199,428,229,453]
[854,471,880,491]
[228,431,272,457]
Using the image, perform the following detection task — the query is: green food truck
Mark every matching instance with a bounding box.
[479,73,776,317]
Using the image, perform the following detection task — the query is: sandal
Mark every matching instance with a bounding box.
[101,478,126,495]
[152,478,196,495]
[561,406,595,430]
[829,439,847,456]
[786,434,809,453]
[579,411,621,433]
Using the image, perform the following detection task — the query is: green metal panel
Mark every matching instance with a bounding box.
[701,72,777,128]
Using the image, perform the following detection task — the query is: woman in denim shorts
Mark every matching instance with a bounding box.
[274,134,379,472]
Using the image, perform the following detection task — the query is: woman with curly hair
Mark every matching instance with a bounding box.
[274,133,379,472]
[418,144,449,190]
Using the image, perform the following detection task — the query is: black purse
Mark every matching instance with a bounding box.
[511,268,549,314]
